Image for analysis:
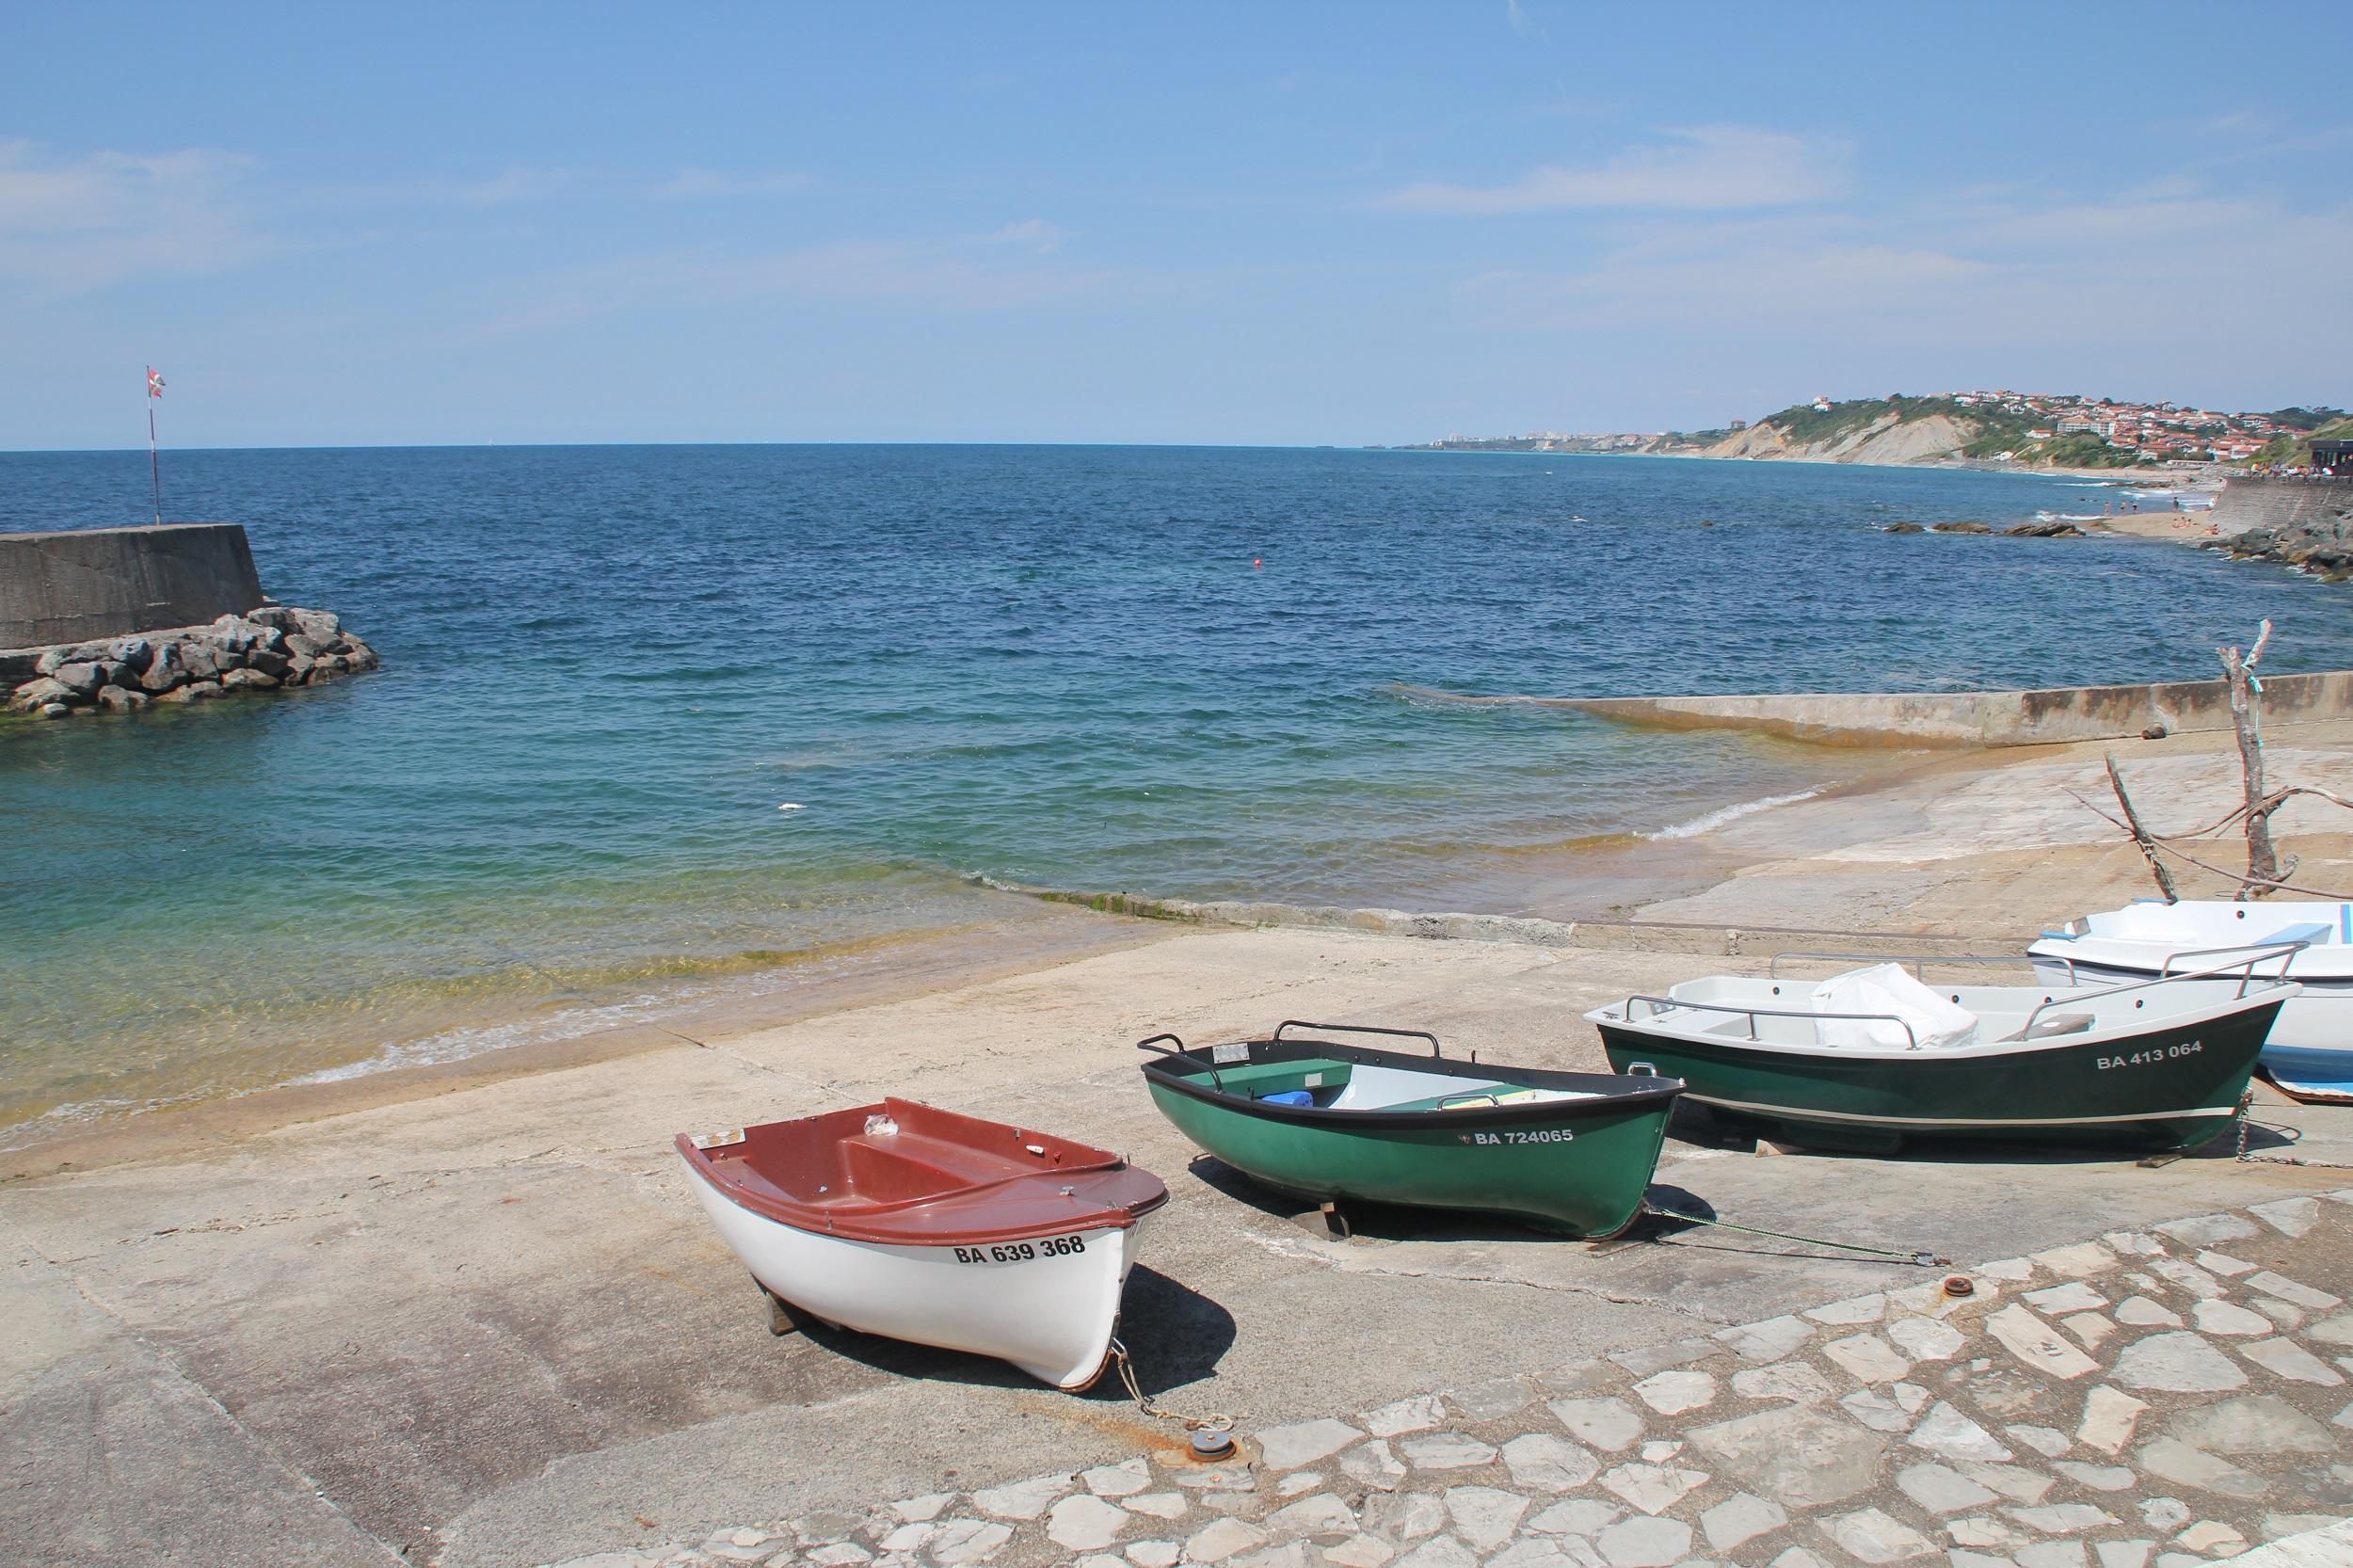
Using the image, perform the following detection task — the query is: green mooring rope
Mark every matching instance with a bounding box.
[1642,1202,1946,1268]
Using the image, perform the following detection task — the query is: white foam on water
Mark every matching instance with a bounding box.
[1646,787,1825,841]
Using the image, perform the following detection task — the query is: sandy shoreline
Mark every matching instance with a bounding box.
[10,710,2353,1566]
[17,712,2353,1182]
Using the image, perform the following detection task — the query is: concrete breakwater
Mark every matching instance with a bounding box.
[0,522,266,647]
[5,606,380,718]
[1,522,378,721]
[1404,668,2353,748]
[2210,476,2353,579]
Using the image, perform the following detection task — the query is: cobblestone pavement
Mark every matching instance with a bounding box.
[535,1192,2353,1568]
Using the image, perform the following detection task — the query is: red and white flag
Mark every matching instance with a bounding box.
[147,366,166,398]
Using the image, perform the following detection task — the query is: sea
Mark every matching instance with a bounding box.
[5,444,2349,1141]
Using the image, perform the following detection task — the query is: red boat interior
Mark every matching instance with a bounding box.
[678,1097,1169,1246]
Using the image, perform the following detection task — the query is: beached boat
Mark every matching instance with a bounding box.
[1585,961,2292,1154]
[676,1098,1169,1391]
[1137,1021,1684,1238]
[2029,900,2353,1102]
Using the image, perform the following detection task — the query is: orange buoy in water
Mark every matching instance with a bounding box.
[1254,559,1262,568]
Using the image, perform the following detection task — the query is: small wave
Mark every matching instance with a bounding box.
[2057,481,2123,488]
[2035,511,2107,523]
[1380,682,1558,712]
[285,930,942,1089]
[1645,787,1823,840]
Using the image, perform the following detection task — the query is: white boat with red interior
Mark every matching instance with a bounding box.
[677,1098,1169,1390]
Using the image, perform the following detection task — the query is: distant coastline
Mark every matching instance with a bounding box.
[1388,389,2348,477]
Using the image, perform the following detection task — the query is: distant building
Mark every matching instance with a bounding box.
[1730,419,1747,430]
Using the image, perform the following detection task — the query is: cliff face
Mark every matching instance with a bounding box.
[1693,411,1984,465]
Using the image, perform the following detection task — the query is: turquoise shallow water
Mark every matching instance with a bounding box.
[4,444,2349,1134]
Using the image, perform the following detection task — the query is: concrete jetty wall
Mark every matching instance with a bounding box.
[1421,669,2353,748]
[0,523,265,648]
[2209,475,2353,536]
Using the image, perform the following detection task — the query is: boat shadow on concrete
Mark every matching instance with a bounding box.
[1178,1152,1710,1248]
[774,1264,1237,1401]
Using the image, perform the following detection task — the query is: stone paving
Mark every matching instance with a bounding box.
[533,1192,2353,1568]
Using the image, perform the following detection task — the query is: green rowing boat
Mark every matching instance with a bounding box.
[1586,969,2290,1155]
[1137,1021,1685,1239]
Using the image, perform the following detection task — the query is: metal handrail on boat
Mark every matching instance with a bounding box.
[2153,939,2307,979]
[1769,951,2081,984]
[2011,950,2304,1039]
[1273,1020,1445,1058]
[1135,1032,1231,1095]
[1617,994,1923,1051]
[1626,951,2302,1053]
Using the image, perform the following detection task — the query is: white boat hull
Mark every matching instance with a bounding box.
[683,1161,1147,1389]
[2024,927,2353,1096]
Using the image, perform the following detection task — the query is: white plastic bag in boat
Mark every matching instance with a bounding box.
[1809,964,1979,1050]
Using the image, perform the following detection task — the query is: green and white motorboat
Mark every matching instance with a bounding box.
[1137,1021,1684,1239]
[1585,959,2293,1155]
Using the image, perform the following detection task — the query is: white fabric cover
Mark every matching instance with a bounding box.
[1809,964,1979,1050]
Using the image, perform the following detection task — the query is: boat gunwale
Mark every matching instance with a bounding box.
[1137,1036,1685,1129]
[2029,938,2353,987]
[673,1103,1170,1248]
[1587,982,2295,1064]
[1591,1006,2271,1135]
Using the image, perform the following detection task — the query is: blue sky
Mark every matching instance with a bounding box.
[3,4,2346,449]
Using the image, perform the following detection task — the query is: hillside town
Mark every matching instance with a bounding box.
[1935,389,2297,463]
[1416,389,2346,468]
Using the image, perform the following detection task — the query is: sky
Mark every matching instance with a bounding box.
[3,3,2347,450]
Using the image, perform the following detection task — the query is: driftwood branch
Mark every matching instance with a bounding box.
[2218,618,2279,899]
[2104,753,2179,901]
[2092,832,2340,900]
[2068,778,2348,899]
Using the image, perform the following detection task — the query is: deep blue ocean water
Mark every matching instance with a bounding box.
[5,443,2348,1133]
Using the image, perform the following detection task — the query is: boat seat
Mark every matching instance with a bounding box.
[1998,1012,2096,1043]
[1381,1086,1584,1112]
[836,1131,1032,1203]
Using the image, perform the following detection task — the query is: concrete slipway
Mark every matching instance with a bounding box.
[5,925,2348,1568]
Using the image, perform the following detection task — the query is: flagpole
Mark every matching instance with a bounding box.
[145,365,163,525]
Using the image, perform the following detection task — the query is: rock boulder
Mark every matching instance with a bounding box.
[291,609,342,643]
[9,604,376,721]
[139,644,189,694]
[9,676,81,712]
[52,661,107,697]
